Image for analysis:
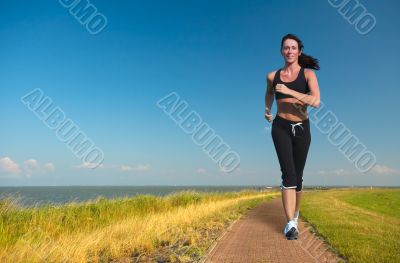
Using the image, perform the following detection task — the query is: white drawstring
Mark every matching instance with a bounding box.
[291,122,304,136]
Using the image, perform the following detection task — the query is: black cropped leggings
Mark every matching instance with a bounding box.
[271,114,311,192]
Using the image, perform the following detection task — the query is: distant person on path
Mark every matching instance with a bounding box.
[264,33,321,240]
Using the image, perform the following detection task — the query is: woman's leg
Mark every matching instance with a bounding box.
[271,122,297,222]
[282,188,296,221]
[295,191,302,212]
[292,120,311,216]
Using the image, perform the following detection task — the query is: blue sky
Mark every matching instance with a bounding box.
[0,0,399,186]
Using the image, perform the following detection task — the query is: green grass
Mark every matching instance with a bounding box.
[338,189,400,218]
[301,188,400,263]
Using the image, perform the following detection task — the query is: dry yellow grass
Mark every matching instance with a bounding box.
[1,191,278,262]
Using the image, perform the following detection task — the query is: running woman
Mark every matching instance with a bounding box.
[264,33,321,240]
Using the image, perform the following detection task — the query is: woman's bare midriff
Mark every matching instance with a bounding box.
[276,98,308,121]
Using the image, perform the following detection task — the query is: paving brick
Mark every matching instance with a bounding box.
[202,196,342,263]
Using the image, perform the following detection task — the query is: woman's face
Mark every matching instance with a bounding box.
[281,39,301,63]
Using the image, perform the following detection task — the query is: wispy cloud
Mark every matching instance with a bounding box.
[120,164,150,172]
[24,159,39,177]
[196,168,208,174]
[0,157,55,178]
[317,164,399,176]
[75,162,105,169]
[370,164,399,175]
[43,162,55,172]
[317,169,359,176]
[0,157,21,176]
[74,162,150,173]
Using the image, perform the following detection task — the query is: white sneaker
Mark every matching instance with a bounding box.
[284,220,298,240]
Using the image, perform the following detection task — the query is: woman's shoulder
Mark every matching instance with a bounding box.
[266,69,280,83]
[304,68,317,81]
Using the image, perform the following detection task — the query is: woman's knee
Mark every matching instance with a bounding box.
[281,172,297,190]
[296,182,303,192]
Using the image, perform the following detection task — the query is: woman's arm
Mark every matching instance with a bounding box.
[287,70,321,108]
[265,72,275,110]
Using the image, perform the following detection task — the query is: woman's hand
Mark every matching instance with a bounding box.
[275,84,292,95]
[264,107,273,122]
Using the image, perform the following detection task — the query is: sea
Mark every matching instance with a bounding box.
[0,185,268,207]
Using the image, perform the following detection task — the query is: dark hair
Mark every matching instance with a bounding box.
[281,33,320,70]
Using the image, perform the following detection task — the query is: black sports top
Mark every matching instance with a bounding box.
[272,66,310,100]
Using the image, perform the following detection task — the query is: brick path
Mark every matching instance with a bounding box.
[202,196,343,263]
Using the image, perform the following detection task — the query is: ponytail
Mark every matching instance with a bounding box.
[299,53,320,70]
